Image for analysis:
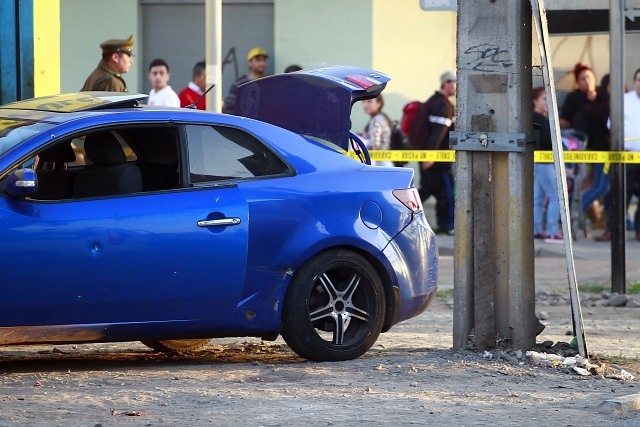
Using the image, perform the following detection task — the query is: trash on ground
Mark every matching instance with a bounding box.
[526,350,636,380]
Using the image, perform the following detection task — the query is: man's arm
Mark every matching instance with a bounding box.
[425,99,453,150]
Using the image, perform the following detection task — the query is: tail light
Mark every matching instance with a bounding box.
[393,188,423,213]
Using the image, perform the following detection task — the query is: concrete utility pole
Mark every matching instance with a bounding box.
[451,0,536,350]
[205,0,223,112]
[609,0,626,294]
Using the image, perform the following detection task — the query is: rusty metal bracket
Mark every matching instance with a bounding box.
[449,131,527,152]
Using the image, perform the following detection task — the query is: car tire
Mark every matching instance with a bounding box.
[281,249,385,362]
[141,339,211,353]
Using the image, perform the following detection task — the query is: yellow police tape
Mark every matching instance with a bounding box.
[350,150,640,164]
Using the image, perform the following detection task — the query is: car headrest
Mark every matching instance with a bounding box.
[39,142,76,163]
[84,132,126,165]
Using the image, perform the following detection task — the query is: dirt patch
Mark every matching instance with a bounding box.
[1,279,639,426]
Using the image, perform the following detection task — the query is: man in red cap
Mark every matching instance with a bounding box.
[222,47,268,114]
[81,35,135,92]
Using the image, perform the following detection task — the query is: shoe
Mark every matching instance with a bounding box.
[595,231,611,242]
[534,233,546,239]
[636,231,640,241]
[436,228,454,236]
[585,201,605,229]
[544,234,564,243]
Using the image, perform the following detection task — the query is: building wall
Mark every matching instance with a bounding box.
[38,0,640,126]
[371,0,456,123]
[34,0,60,96]
[274,0,373,71]
[275,0,456,131]
[274,0,373,130]
[0,0,34,103]
[59,0,140,93]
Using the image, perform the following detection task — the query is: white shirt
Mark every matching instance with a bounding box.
[624,90,640,152]
[148,86,180,107]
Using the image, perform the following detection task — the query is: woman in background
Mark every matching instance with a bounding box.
[576,74,612,241]
[361,94,394,167]
[533,87,562,242]
[560,62,597,130]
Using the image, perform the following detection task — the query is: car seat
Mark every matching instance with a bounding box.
[33,142,77,200]
[72,131,142,198]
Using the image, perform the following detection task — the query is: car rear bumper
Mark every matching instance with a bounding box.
[381,213,438,326]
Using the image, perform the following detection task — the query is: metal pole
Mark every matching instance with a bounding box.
[610,0,626,294]
[205,0,222,112]
[531,0,588,358]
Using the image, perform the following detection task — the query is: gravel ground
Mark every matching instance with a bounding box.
[1,270,639,426]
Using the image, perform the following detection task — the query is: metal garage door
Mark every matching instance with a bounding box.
[141,0,274,103]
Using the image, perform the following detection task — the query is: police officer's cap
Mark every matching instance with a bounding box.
[100,35,135,55]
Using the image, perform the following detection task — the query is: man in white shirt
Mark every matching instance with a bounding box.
[147,58,180,107]
[624,67,640,240]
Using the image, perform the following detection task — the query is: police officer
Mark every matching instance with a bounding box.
[81,35,135,92]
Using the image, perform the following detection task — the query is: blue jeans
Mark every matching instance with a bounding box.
[534,163,560,235]
[581,163,610,211]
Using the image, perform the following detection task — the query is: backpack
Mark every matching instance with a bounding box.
[389,120,408,167]
[400,101,423,139]
[407,100,432,149]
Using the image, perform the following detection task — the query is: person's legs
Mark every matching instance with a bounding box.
[431,168,452,233]
[581,163,607,211]
[533,164,546,236]
[536,164,560,236]
[419,167,434,203]
[629,164,640,237]
[626,164,637,230]
[422,165,453,234]
[441,169,455,232]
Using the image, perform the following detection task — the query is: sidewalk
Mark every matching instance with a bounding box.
[435,232,640,290]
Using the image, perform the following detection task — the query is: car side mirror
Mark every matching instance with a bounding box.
[5,168,37,198]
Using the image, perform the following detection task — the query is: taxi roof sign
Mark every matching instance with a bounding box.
[1,92,148,113]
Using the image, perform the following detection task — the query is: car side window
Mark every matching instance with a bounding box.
[186,125,289,184]
[19,126,181,201]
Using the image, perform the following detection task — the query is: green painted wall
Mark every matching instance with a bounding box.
[59,0,140,93]
[274,0,374,131]
[274,0,373,71]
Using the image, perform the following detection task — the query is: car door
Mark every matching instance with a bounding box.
[0,140,249,328]
[0,188,249,328]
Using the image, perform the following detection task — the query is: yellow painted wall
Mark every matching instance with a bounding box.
[33,0,60,96]
[370,0,456,122]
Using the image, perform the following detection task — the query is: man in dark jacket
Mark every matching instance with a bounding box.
[222,47,268,114]
[81,35,134,92]
[408,70,456,235]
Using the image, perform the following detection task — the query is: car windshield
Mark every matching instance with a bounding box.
[0,119,55,156]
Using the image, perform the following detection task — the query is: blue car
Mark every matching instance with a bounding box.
[0,66,437,362]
